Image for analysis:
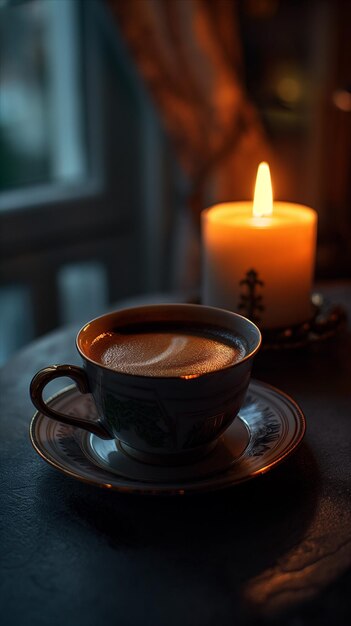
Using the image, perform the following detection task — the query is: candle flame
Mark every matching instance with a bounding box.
[253,162,273,217]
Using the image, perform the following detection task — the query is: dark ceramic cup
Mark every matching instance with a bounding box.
[30,304,261,465]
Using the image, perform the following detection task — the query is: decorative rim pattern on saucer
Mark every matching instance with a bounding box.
[29,380,306,495]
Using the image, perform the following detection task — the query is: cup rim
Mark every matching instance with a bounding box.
[76,303,262,380]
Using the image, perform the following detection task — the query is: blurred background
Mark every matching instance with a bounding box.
[0,0,350,365]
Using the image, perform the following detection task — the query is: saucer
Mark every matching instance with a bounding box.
[79,417,250,483]
[30,380,306,495]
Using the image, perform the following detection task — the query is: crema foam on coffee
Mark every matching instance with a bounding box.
[88,323,246,377]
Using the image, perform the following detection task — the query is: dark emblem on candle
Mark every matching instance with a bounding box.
[238,268,264,324]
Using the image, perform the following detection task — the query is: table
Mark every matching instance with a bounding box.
[1,285,351,626]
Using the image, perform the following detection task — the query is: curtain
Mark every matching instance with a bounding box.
[107,0,273,220]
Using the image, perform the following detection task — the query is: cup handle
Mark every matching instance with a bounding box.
[30,365,111,439]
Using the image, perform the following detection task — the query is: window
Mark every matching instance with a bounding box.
[0,0,87,195]
[0,0,176,365]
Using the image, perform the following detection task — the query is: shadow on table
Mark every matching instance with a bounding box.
[34,442,321,625]
[39,442,319,599]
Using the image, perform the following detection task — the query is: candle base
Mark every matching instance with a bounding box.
[260,293,347,350]
[192,292,347,350]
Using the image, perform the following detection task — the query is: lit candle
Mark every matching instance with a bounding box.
[201,163,317,329]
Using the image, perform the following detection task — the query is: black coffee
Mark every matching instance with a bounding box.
[88,322,247,377]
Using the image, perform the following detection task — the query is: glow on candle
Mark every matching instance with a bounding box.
[201,163,318,329]
[252,162,273,217]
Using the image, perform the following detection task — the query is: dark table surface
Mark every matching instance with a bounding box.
[1,285,351,626]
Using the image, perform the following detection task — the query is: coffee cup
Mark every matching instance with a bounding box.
[30,304,261,464]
